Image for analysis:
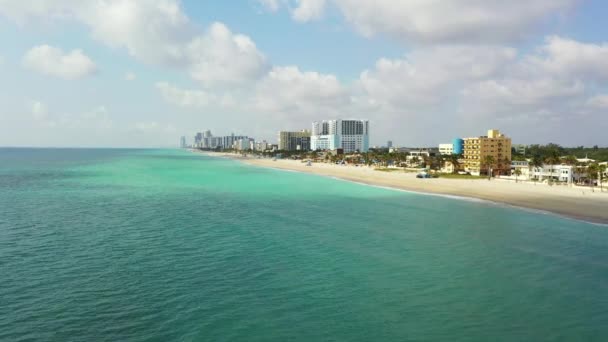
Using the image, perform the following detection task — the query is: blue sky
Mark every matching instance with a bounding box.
[0,0,607,147]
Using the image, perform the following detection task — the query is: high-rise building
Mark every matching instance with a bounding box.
[255,141,269,151]
[223,134,249,150]
[201,130,213,148]
[233,138,253,151]
[463,129,512,176]
[310,119,369,153]
[278,130,311,151]
[194,132,203,146]
[180,136,187,148]
[387,140,393,148]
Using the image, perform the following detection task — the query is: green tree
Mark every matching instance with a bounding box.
[411,156,420,168]
[530,155,543,183]
[514,168,522,183]
[599,164,607,191]
[588,163,599,191]
[564,155,578,165]
[482,155,496,180]
[545,149,561,165]
[446,154,461,174]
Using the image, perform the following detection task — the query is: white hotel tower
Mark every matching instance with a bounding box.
[311,119,369,153]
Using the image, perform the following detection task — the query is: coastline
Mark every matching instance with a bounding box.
[195,151,608,225]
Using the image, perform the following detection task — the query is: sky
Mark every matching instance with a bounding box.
[0,0,607,148]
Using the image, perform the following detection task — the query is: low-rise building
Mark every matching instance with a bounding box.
[530,165,585,184]
[438,143,453,155]
[510,160,531,180]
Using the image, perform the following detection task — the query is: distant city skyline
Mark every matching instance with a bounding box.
[1,1,607,147]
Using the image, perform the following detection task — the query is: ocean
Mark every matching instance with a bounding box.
[1,148,607,341]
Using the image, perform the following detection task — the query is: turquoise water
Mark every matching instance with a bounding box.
[1,148,607,341]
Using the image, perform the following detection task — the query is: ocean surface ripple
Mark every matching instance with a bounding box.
[1,148,607,341]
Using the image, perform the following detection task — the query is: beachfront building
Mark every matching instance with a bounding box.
[531,165,584,184]
[255,141,270,151]
[180,136,187,148]
[278,130,311,151]
[463,129,512,176]
[193,131,254,150]
[311,119,370,153]
[233,138,254,151]
[509,160,532,180]
[438,143,453,155]
[439,140,463,156]
[194,132,203,147]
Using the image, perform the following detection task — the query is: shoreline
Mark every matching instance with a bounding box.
[194,151,608,225]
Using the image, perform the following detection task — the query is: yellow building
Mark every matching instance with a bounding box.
[463,129,512,176]
[278,130,311,151]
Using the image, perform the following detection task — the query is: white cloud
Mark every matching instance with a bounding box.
[461,37,608,114]
[357,45,517,109]
[186,22,268,86]
[292,0,326,22]
[258,0,281,12]
[124,71,136,81]
[2,1,267,85]
[525,36,608,80]
[156,82,217,107]
[155,34,608,143]
[587,95,608,109]
[260,0,576,44]
[257,0,326,21]
[254,66,349,116]
[23,45,97,79]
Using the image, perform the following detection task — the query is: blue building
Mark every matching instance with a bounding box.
[452,138,464,155]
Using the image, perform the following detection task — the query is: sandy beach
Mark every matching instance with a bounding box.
[202,152,608,224]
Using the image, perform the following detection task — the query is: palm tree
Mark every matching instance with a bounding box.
[599,164,607,192]
[514,168,522,183]
[587,163,599,192]
[564,155,578,166]
[446,154,461,174]
[431,154,444,173]
[411,156,420,168]
[530,155,543,184]
[545,150,561,166]
[482,155,495,180]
